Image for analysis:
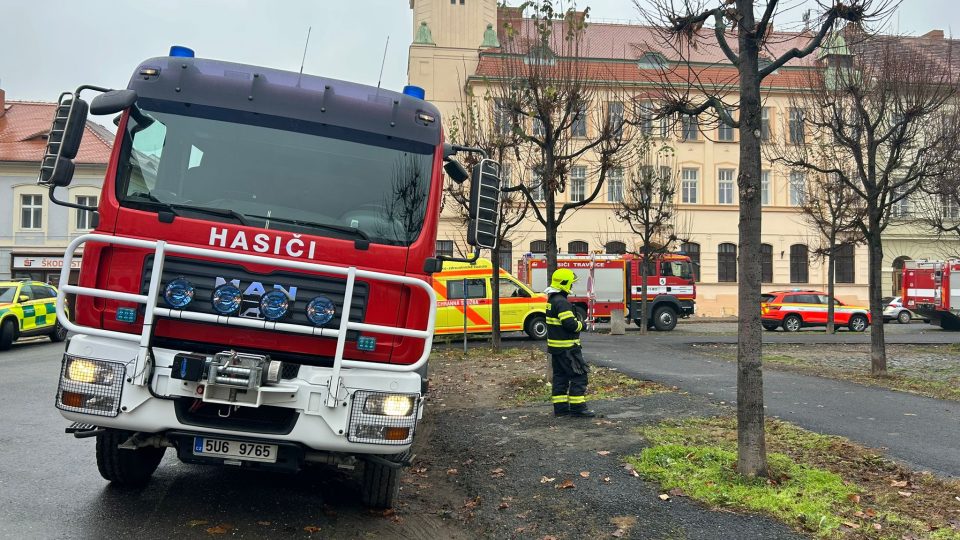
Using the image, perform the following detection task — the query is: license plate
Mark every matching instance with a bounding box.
[193,437,278,463]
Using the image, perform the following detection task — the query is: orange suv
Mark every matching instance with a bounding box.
[761,290,870,332]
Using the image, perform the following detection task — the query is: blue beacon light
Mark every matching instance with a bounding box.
[402,85,426,100]
[169,45,195,58]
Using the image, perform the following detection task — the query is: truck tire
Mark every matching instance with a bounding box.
[524,315,548,340]
[50,320,68,342]
[782,314,802,333]
[96,429,165,487]
[848,314,868,332]
[0,319,15,350]
[361,458,401,509]
[652,306,677,331]
[897,310,911,324]
[573,305,588,325]
[762,322,779,331]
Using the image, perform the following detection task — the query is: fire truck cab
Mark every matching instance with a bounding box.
[902,259,960,330]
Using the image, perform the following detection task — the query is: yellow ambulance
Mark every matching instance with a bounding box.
[432,258,548,339]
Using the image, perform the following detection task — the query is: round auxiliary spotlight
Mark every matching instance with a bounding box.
[259,290,290,321]
[211,284,243,315]
[306,296,336,326]
[163,278,194,309]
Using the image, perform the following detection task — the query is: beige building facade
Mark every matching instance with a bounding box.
[407,0,959,316]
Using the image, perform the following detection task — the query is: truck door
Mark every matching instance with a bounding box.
[446,278,488,333]
[497,277,531,330]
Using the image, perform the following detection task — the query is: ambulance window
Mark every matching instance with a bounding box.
[499,278,530,298]
[448,278,486,299]
[20,285,38,301]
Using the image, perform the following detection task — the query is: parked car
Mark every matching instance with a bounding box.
[761,289,870,332]
[882,296,930,324]
[0,280,68,350]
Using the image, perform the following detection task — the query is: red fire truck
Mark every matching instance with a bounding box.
[901,259,960,330]
[517,253,696,331]
[36,46,501,508]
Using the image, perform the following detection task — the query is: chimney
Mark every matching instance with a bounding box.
[923,29,945,39]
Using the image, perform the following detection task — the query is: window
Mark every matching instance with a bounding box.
[605,241,626,255]
[607,168,624,202]
[531,240,548,253]
[568,240,589,254]
[607,102,624,136]
[681,168,698,204]
[761,107,771,142]
[638,52,668,70]
[75,195,99,230]
[790,244,808,283]
[789,171,805,206]
[761,244,773,283]
[640,101,655,136]
[436,240,454,257]
[493,99,512,135]
[680,242,700,281]
[761,170,771,206]
[718,243,737,282]
[789,108,805,144]
[20,194,42,229]
[447,278,486,299]
[532,116,545,137]
[835,244,855,283]
[571,105,587,137]
[718,109,735,141]
[499,240,513,271]
[891,184,911,218]
[498,278,530,298]
[570,166,586,202]
[529,170,545,202]
[718,169,735,204]
[681,115,699,141]
[500,162,513,189]
[943,193,959,219]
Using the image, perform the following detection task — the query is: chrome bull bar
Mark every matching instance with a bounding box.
[56,234,436,408]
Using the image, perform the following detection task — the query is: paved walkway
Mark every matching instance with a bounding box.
[581,333,960,478]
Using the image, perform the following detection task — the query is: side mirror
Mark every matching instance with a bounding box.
[37,92,88,187]
[90,89,137,115]
[466,159,502,250]
[443,159,469,184]
[19,295,29,303]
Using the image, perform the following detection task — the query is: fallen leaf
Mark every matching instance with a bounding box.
[447,468,458,475]
[658,494,671,501]
[898,491,913,497]
[873,523,882,531]
[556,479,576,490]
[540,476,556,484]
[491,467,505,478]
[848,493,861,504]
[612,529,626,537]
[597,451,611,456]
[187,520,209,527]
[891,480,909,488]
[669,487,686,497]
[580,471,591,478]
[955,496,960,503]
[904,413,917,416]
[864,508,877,518]
[304,526,322,534]
[206,524,233,535]
[841,521,860,530]
[464,496,481,509]
[463,458,474,466]
[499,502,511,510]
[603,477,611,483]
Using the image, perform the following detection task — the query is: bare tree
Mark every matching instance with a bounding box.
[489,1,636,277]
[917,158,960,255]
[638,0,895,477]
[772,30,960,375]
[615,142,679,334]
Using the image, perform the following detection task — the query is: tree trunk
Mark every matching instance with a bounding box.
[867,228,887,376]
[734,10,768,478]
[827,244,836,334]
[491,245,502,352]
[545,183,558,277]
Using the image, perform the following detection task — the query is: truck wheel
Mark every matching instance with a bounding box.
[0,319,15,350]
[848,314,869,332]
[652,306,677,331]
[50,320,68,342]
[782,314,802,333]
[897,310,911,324]
[96,429,165,487]
[573,305,588,325]
[361,458,400,509]
[762,322,779,331]
[524,315,548,340]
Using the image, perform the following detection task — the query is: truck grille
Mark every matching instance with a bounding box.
[141,256,368,337]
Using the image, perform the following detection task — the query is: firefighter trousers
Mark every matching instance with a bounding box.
[551,348,588,410]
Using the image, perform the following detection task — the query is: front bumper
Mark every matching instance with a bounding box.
[57,334,423,456]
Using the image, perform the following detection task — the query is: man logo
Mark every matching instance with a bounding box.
[214,277,298,319]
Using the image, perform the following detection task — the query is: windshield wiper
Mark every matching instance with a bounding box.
[245,214,370,242]
[123,194,249,226]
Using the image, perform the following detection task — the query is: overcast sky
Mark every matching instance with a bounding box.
[1,0,953,103]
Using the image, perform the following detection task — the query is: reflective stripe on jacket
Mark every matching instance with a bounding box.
[546,291,582,353]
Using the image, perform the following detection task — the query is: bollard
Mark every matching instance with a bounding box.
[610,309,626,335]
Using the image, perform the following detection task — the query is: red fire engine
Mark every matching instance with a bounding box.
[36,46,501,508]
[902,259,960,330]
[517,253,696,331]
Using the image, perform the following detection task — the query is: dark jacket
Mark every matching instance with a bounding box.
[545,288,582,353]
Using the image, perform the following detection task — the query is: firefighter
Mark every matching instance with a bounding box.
[545,268,595,418]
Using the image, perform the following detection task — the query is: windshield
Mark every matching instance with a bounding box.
[0,286,15,303]
[116,98,434,246]
[661,261,694,280]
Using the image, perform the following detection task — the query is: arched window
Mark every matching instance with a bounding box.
[892,255,911,296]
[790,244,808,283]
[680,242,700,281]
[761,243,773,283]
[835,244,855,283]
[605,241,626,255]
[499,240,513,272]
[530,240,548,254]
[568,240,589,254]
[718,243,737,282]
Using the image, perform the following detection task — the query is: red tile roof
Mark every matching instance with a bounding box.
[0,101,113,164]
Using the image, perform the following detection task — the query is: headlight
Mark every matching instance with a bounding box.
[65,357,117,385]
[306,295,336,326]
[211,284,243,315]
[259,290,290,321]
[363,394,414,417]
[163,278,194,308]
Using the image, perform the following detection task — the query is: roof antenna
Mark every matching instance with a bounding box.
[297,26,312,87]
[376,36,390,95]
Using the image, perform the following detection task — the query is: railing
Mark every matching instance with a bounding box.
[56,234,436,408]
